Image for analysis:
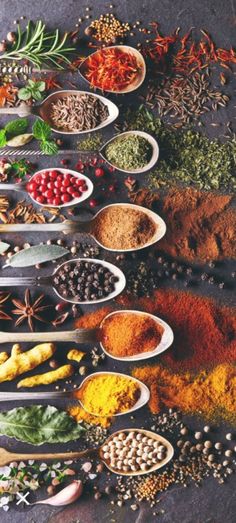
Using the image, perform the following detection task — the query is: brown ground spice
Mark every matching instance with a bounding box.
[129,187,236,261]
[93,206,157,249]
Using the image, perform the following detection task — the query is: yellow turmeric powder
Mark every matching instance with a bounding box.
[133,363,236,423]
[68,405,112,428]
[76,374,141,417]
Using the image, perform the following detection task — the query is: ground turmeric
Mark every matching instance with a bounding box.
[17,364,74,388]
[133,363,236,423]
[76,373,141,417]
[68,405,112,428]
[0,343,55,383]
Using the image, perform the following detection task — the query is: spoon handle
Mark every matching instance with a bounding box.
[0,106,33,117]
[2,448,96,465]
[0,328,97,344]
[0,390,72,400]
[0,183,25,192]
[0,276,39,287]
[0,220,89,233]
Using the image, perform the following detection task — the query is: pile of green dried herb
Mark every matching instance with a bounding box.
[104,134,152,171]
[122,106,236,191]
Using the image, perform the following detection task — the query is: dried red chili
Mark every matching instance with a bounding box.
[83,47,141,91]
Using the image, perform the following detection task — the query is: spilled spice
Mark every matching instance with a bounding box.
[132,363,236,423]
[68,405,111,428]
[76,289,236,372]
[130,187,236,261]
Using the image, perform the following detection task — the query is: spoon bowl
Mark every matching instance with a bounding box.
[100,428,174,475]
[40,90,119,134]
[100,130,159,174]
[91,203,166,251]
[100,310,174,361]
[78,371,150,417]
[79,45,146,94]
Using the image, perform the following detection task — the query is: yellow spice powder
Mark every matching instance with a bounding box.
[76,374,140,417]
[68,405,112,428]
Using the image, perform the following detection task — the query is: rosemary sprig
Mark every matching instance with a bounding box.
[0,20,75,69]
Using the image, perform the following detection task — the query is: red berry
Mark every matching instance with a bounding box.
[31,191,39,200]
[79,184,88,192]
[108,184,116,192]
[95,167,105,178]
[62,178,70,187]
[76,161,85,171]
[67,186,75,195]
[47,181,55,190]
[53,197,61,206]
[27,181,37,192]
[38,185,46,193]
[33,175,41,184]
[45,189,54,199]
[61,193,72,203]
[48,170,59,179]
[36,195,45,204]
[61,159,68,165]
[41,171,49,180]
[72,191,81,198]
[60,186,68,193]
[71,177,78,185]
[75,178,86,187]
[53,187,61,195]
[89,198,98,208]
[47,198,54,205]
[54,179,62,188]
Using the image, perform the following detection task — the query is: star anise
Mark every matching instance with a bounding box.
[12,289,52,331]
[0,292,11,320]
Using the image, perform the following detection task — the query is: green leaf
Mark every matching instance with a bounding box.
[4,244,69,268]
[0,241,10,254]
[18,87,32,101]
[5,118,29,139]
[32,118,51,140]
[40,139,58,155]
[0,405,85,445]
[0,129,7,147]
[32,90,43,101]
[35,80,46,92]
[28,79,35,88]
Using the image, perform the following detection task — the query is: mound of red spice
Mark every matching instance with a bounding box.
[75,290,236,372]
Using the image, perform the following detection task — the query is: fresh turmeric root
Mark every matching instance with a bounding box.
[17,364,74,388]
[0,352,9,365]
[0,343,55,383]
[67,349,86,363]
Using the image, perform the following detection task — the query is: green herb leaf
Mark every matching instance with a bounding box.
[40,139,58,155]
[4,244,69,268]
[18,87,32,101]
[31,90,43,101]
[32,119,51,141]
[0,405,85,445]
[35,80,46,92]
[0,129,7,147]
[5,118,29,139]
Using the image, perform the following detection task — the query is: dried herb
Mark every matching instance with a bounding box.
[12,289,52,331]
[9,158,33,180]
[0,292,11,320]
[105,134,152,171]
[123,106,236,191]
[0,20,75,69]
[78,133,102,151]
[4,244,69,268]
[0,405,85,445]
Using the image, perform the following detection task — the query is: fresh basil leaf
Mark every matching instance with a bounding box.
[32,119,51,141]
[5,118,29,139]
[32,90,43,101]
[4,244,69,268]
[0,129,7,147]
[35,80,46,92]
[40,139,58,155]
[0,405,85,445]
[18,87,32,101]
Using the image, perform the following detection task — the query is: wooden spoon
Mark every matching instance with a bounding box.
[0,429,174,476]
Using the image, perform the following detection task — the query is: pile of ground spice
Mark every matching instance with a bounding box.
[132,363,236,423]
[129,187,236,261]
[94,206,157,250]
[119,289,236,371]
[68,405,111,428]
[75,290,236,372]
[100,311,164,357]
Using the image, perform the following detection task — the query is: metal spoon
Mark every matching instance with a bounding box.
[0,203,166,252]
[0,428,173,476]
[0,89,119,135]
[0,257,126,305]
[0,310,174,361]
[0,167,94,209]
[0,371,150,416]
[79,45,146,94]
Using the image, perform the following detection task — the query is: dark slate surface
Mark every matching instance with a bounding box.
[0,1,235,522]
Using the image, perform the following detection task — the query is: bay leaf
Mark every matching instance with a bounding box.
[0,241,10,254]
[6,133,33,147]
[0,405,85,445]
[3,244,69,268]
